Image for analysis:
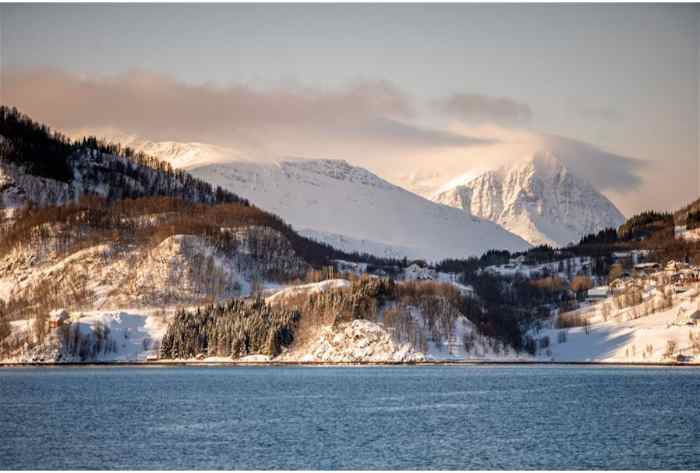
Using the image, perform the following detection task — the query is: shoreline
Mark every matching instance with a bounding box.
[1,360,698,368]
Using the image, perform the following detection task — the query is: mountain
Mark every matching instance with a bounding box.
[0,107,385,316]
[110,139,530,261]
[432,152,625,247]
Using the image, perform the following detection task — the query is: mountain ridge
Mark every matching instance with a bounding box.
[106,138,530,261]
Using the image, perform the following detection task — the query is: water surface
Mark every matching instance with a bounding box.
[1,365,699,469]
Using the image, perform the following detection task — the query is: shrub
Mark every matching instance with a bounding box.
[556,311,589,329]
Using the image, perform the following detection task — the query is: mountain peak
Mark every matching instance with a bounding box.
[278,158,394,189]
[434,152,625,247]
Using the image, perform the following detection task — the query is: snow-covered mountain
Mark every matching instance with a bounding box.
[433,151,625,247]
[113,140,530,261]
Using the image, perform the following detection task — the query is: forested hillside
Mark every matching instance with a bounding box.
[0,106,245,206]
[0,106,406,268]
[0,106,421,342]
[159,277,529,362]
[675,197,700,228]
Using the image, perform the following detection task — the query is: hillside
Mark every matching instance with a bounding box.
[674,196,700,225]
[0,197,312,318]
[0,108,249,214]
[0,107,412,318]
[532,266,700,363]
[1,277,527,363]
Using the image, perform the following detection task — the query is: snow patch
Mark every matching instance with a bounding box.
[265,279,351,305]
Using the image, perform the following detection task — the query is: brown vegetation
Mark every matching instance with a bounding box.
[555,311,591,331]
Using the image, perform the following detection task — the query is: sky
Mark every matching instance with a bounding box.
[1,4,698,216]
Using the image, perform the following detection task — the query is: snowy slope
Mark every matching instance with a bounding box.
[535,284,700,363]
[298,229,413,260]
[265,279,351,305]
[192,159,531,261]
[3,309,170,363]
[111,139,529,260]
[0,228,308,309]
[433,152,625,247]
[112,136,252,169]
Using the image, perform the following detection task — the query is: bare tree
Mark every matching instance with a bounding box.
[664,339,678,359]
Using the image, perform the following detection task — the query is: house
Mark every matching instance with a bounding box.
[587,285,610,301]
[665,260,689,272]
[634,262,660,275]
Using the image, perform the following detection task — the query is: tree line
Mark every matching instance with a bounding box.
[0,105,246,205]
[160,298,300,359]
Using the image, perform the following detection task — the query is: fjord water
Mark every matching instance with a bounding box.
[1,366,699,470]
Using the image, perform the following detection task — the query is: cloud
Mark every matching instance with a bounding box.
[434,93,533,126]
[348,117,497,147]
[3,67,646,214]
[3,68,488,155]
[403,124,645,197]
[539,133,645,192]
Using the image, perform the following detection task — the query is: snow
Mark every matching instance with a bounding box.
[106,138,530,261]
[0,228,305,310]
[265,279,351,305]
[238,354,272,362]
[280,319,420,363]
[675,225,700,242]
[433,152,625,247]
[535,284,700,363]
[300,229,411,260]
[403,263,437,281]
[484,256,592,281]
[190,159,530,261]
[73,309,169,362]
[2,309,169,363]
[272,280,522,363]
[333,260,369,276]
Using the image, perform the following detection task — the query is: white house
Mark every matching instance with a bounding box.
[587,285,610,301]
